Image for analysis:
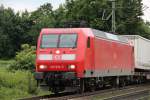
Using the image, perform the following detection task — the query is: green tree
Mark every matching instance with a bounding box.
[28,3,55,45]
[0,6,32,58]
[0,7,17,57]
[57,0,147,35]
[117,0,143,34]
[54,4,67,27]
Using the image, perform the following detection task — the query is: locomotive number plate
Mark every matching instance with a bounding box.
[50,65,65,69]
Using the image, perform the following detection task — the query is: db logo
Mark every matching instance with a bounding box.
[53,55,61,60]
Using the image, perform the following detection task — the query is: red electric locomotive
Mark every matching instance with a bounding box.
[34,28,134,93]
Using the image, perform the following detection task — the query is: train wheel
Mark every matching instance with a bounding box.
[90,85,95,92]
[52,87,59,94]
[116,76,120,88]
[112,80,117,88]
[54,91,59,94]
[79,79,85,93]
[89,79,96,92]
[120,80,126,88]
[97,81,104,89]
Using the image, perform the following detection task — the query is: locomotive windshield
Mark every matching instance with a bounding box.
[59,34,77,48]
[41,34,77,48]
[41,34,59,48]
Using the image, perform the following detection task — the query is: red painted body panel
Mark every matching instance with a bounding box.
[94,38,134,76]
[36,28,135,78]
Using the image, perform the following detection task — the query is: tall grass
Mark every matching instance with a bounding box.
[0,59,49,100]
[0,60,14,68]
[0,68,39,100]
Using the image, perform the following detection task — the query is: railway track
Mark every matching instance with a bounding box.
[102,88,150,100]
[19,83,150,100]
[72,84,150,100]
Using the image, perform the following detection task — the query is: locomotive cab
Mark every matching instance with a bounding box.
[35,28,94,93]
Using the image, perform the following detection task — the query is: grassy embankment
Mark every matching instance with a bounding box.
[0,60,49,100]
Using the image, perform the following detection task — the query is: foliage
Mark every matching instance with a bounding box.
[0,70,36,100]
[62,0,144,33]
[0,68,38,100]
[0,7,33,58]
[0,60,14,68]
[9,44,36,71]
[116,0,143,34]
[28,3,55,45]
[137,22,150,38]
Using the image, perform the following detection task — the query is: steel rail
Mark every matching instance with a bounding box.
[19,83,150,100]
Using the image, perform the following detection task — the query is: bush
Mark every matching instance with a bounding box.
[9,44,36,71]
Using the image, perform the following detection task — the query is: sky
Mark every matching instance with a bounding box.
[0,0,65,11]
[142,0,150,21]
[0,0,150,21]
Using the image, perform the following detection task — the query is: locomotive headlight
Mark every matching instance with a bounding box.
[39,65,47,69]
[56,50,60,54]
[68,65,76,69]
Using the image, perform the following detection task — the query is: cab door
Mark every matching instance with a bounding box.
[84,37,94,77]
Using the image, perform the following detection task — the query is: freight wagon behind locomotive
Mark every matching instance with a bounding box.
[121,35,150,70]
[34,28,135,93]
[121,35,150,79]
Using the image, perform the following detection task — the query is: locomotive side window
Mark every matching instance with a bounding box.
[59,34,77,48]
[87,37,90,48]
[41,34,59,48]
